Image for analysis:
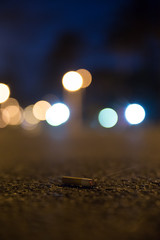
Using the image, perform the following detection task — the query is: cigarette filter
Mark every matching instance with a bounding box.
[62,176,94,187]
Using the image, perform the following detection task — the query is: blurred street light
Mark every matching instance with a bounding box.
[62,71,84,134]
[0,83,10,103]
[0,109,10,128]
[125,104,145,125]
[77,69,92,88]
[23,105,40,125]
[33,100,51,121]
[62,71,83,92]
[46,103,70,126]
[98,108,118,128]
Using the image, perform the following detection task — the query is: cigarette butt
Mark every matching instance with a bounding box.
[62,176,94,187]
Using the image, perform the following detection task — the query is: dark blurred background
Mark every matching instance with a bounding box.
[0,0,160,120]
[1,3,160,240]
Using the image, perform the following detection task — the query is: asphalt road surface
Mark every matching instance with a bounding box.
[0,125,160,240]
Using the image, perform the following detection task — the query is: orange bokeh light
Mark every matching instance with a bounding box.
[77,69,92,88]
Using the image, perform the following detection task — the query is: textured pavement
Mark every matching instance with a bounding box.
[0,126,160,240]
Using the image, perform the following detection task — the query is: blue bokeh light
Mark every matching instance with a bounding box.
[98,108,118,128]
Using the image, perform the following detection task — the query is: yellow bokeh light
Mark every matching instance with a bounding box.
[0,109,10,128]
[33,100,51,121]
[23,105,40,125]
[1,97,19,109]
[7,106,23,125]
[5,105,19,118]
[77,69,92,88]
[62,71,83,92]
[0,83,10,103]
[1,98,23,126]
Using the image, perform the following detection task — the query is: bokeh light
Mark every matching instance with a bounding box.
[23,105,40,125]
[7,106,23,125]
[1,98,23,126]
[62,71,83,92]
[0,83,10,103]
[5,105,19,118]
[46,103,70,126]
[1,97,19,109]
[0,109,10,128]
[125,104,145,125]
[77,69,92,88]
[33,100,51,121]
[98,108,118,128]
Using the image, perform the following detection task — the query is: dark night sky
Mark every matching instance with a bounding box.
[0,0,160,120]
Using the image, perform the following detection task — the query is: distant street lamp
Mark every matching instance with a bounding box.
[62,69,92,135]
[0,83,10,103]
[62,71,83,134]
[76,69,92,88]
[62,71,83,92]
[125,104,145,125]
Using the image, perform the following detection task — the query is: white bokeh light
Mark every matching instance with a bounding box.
[0,83,10,103]
[125,104,145,125]
[98,108,118,128]
[46,103,70,126]
[62,71,83,92]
